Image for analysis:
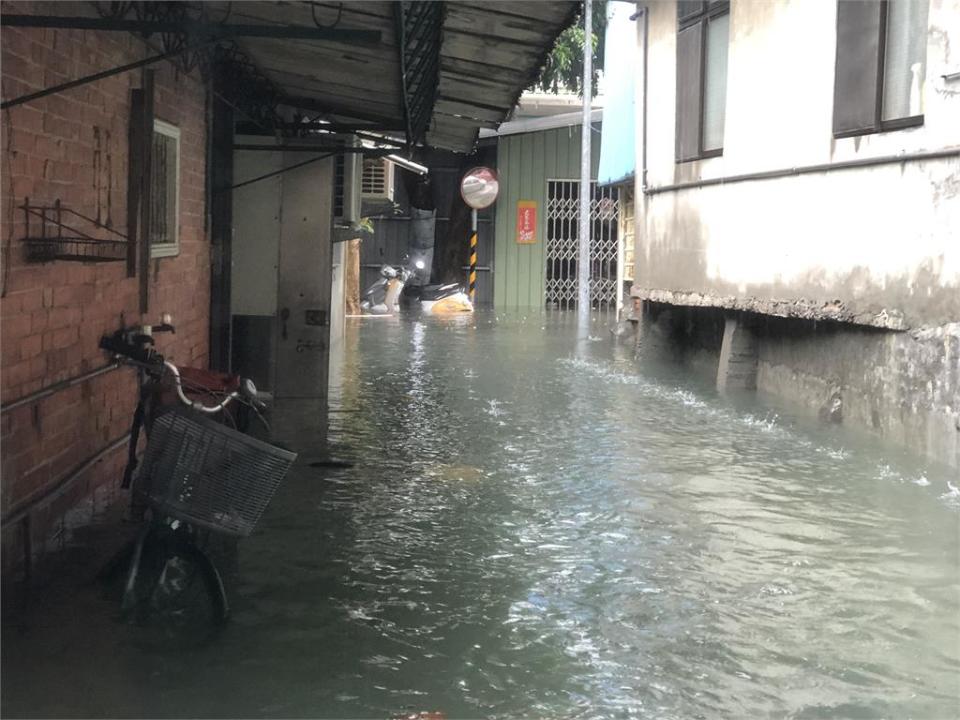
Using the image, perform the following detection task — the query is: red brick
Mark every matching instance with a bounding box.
[2,313,31,341]
[19,333,42,360]
[3,360,31,395]
[1,6,211,574]
[48,306,81,329]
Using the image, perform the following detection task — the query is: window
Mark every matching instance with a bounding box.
[150,119,180,257]
[833,0,929,137]
[676,1,730,162]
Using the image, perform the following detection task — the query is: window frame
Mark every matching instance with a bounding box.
[675,0,730,163]
[833,0,926,140]
[150,118,181,258]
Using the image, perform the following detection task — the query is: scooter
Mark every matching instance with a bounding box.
[401,280,474,315]
[401,254,473,315]
[361,259,474,316]
[360,264,414,315]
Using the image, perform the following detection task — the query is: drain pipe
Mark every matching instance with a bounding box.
[578,0,593,328]
[638,4,649,195]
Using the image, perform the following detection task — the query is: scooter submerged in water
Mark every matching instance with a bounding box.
[401,280,473,315]
[360,264,414,315]
[361,260,473,316]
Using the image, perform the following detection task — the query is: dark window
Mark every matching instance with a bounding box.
[833,0,929,138]
[676,1,730,162]
[150,119,179,257]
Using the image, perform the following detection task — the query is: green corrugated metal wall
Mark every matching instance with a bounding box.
[493,124,601,311]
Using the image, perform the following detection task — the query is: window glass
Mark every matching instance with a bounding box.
[676,22,704,161]
[150,120,179,256]
[882,0,929,121]
[702,12,729,152]
[678,1,705,25]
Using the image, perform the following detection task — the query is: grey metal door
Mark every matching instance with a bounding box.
[274,154,334,398]
[545,180,620,312]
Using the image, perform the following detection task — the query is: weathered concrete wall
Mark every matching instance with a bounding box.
[1,1,210,573]
[635,303,960,469]
[634,0,960,329]
[756,322,960,470]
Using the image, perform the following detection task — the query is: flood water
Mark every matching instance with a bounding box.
[3,312,959,719]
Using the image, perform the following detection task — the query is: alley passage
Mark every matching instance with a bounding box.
[4,313,960,719]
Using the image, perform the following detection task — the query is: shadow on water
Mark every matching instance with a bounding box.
[2,311,958,719]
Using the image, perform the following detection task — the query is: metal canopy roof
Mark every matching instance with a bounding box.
[222,1,579,153]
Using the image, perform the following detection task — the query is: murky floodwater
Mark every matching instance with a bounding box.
[3,312,959,719]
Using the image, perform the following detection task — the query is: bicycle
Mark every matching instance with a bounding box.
[98,316,296,643]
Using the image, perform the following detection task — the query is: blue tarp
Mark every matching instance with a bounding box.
[597,3,636,187]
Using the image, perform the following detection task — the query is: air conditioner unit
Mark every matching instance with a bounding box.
[361,157,395,202]
[333,137,361,223]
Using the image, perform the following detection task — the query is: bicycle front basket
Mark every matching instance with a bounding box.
[138,408,297,537]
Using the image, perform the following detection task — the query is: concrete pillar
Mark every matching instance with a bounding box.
[717,315,758,391]
[630,297,645,350]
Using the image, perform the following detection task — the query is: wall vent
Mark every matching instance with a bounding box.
[361,157,394,201]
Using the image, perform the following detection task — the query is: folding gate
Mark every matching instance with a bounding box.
[545,180,621,312]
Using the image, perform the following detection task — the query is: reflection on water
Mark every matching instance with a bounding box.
[3,312,959,719]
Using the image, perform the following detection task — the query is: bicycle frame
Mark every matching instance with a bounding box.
[99,317,266,633]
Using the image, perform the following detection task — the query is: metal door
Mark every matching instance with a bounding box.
[545,180,620,312]
[274,154,334,399]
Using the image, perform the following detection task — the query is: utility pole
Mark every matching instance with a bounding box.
[578,0,593,327]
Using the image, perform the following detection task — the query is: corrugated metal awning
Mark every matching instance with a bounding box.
[223,1,579,153]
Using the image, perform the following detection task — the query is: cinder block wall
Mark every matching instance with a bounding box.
[0,1,210,574]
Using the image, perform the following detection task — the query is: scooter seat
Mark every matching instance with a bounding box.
[418,283,462,301]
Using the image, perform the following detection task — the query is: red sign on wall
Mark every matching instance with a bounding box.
[516,201,537,244]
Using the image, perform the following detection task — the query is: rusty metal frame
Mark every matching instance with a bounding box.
[394,1,444,146]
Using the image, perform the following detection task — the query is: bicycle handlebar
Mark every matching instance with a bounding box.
[99,333,159,367]
[163,361,239,414]
[100,330,239,414]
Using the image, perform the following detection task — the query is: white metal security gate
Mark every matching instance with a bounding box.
[545,180,621,312]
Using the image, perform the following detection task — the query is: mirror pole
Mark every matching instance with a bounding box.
[578,0,593,330]
[469,208,478,302]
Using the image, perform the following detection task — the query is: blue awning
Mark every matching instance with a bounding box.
[597,3,636,187]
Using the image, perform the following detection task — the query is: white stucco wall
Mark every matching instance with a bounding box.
[634,0,960,328]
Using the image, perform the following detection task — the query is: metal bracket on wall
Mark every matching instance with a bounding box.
[19,199,128,263]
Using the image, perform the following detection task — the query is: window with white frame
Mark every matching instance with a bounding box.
[150,119,180,257]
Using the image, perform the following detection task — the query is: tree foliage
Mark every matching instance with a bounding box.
[534,0,607,96]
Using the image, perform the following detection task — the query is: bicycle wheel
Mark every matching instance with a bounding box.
[129,527,229,646]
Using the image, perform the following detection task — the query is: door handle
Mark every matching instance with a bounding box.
[280,307,290,340]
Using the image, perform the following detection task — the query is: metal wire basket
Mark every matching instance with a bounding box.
[138,408,297,537]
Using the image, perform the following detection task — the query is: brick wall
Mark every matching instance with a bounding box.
[0,2,211,573]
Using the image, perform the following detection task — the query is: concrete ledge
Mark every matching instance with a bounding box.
[630,287,907,331]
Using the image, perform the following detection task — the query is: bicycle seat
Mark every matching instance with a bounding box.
[177,367,242,395]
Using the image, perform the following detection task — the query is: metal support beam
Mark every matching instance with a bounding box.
[233,144,389,153]
[283,96,404,129]
[277,121,407,133]
[0,14,382,43]
[1,41,210,110]
[394,1,443,146]
[223,148,391,194]
[210,91,234,372]
[138,70,155,314]
[126,89,143,277]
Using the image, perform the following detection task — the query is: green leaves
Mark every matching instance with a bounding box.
[534,1,607,96]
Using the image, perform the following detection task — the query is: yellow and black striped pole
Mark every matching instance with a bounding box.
[468,208,478,302]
